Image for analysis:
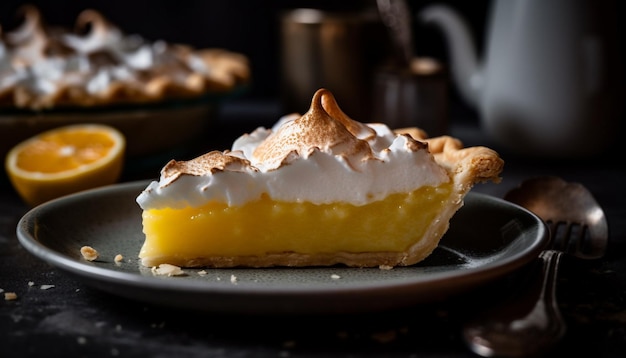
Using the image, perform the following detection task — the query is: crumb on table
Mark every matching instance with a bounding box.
[80,246,98,261]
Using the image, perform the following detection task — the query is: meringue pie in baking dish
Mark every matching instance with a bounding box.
[0,6,249,110]
[136,88,503,268]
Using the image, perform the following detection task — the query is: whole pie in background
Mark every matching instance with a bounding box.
[0,5,250,110]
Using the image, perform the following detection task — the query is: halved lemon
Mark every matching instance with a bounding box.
[5,124,126,207]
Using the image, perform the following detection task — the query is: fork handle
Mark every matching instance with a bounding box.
[462,250,567,357]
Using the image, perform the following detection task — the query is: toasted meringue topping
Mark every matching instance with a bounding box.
[252,89,375,171]
[0,6,249,109]
[137,89,449,209]
[160,151,254,187]
[320,90,377,141]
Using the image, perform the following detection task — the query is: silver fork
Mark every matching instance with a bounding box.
[463,176,609,357]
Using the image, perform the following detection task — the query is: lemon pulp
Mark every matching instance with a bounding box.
[14,130,117,173]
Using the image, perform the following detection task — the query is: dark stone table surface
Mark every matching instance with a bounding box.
[1,99,625,357]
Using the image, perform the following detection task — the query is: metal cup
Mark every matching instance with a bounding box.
[280,8,391,121]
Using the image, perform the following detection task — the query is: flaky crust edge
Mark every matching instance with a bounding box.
[391,127,504,266]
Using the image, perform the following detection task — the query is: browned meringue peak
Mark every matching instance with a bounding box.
[3,5,42,46]
[320,90,376,141]
[4,5,49,65]
[252,88,375,171]
[3,6,69,58]
[195,48,251,90]
[74,9,118,43]
[68,9,135,59]
[160,151,255,187]
[64,10,131,64]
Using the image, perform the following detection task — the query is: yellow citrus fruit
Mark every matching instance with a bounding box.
[5,124,126,207]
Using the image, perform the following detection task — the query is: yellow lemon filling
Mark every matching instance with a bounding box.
[139,183,453,263]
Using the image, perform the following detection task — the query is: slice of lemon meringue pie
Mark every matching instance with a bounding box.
[136,88,503,268]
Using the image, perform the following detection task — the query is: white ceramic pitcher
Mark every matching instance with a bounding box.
[420,0,623,158]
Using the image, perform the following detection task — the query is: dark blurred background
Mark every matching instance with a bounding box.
[0,0,490,104]
[2,0,624,149]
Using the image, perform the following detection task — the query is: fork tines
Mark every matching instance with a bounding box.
[548,220,591,255]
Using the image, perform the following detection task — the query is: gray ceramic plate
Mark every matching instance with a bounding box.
[17,181,548,314]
